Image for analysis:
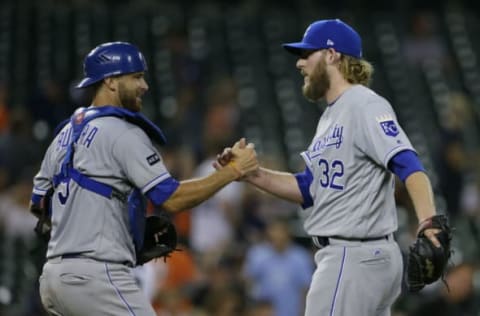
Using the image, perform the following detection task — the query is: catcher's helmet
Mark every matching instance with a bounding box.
[76,42,147,88]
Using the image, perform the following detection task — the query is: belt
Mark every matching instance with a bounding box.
[312,235,390,249]
[55,253,133,267]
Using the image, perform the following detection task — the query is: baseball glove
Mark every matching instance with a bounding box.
[31,188,54,242]
[406,214,452,292]
[136,214,178,266]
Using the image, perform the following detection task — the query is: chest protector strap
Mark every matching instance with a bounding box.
[52,106,166,251]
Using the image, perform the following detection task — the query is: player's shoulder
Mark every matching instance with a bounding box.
[349,85,388,104]
[351,85,394,112]
[97,116,148,142]
[95,116,146,137]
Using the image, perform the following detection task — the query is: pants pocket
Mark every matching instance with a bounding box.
[359,249,391,266]
[60,273,92,285]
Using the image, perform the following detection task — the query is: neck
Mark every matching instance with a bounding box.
[325,73,353,105]
[91,90,121,108]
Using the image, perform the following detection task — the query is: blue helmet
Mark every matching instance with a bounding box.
[76,42,148,88]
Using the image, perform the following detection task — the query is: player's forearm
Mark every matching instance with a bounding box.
[161,166,239,212]
[245,167,303,204]
[405,171,437,223]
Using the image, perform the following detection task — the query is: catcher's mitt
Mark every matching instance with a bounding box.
[31,188,54,242]
[406,214,452,292]
[136,215,178,266]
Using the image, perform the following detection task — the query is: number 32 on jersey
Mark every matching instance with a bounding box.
[318,159,344,190]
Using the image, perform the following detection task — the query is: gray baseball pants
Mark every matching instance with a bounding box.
[39,256,155,316]
[304,236,403,316]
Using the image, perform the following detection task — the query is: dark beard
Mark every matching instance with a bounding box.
[118,82,141,112]
[302,59,330,102]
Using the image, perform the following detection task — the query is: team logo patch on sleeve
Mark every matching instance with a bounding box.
[376,115,399,137]
[146,153,160,166]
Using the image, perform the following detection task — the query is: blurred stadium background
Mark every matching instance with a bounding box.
[0,0,479,315]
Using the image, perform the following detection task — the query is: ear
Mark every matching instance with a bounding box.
[103,77,118,91]
[325,48,341,64]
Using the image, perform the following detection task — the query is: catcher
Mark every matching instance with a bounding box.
[29,42,258,316]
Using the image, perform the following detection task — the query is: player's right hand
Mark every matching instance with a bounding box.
[217,138,258,179]
[213,138,247,170]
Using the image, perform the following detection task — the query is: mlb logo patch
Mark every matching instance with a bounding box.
[146,153,160,166]
[379,120,399,137]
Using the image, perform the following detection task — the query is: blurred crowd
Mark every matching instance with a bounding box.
[0,1,479,316]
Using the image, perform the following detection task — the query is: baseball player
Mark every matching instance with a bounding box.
[30,42,258,316]
[215,19,446,315]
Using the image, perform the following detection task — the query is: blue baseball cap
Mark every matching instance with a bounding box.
[283,19,362,59]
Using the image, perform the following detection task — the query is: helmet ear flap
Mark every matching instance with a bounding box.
[76,42,147,89]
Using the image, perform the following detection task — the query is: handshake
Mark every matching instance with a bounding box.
[214,138,259,180]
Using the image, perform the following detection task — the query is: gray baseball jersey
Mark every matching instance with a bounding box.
[300,84,415,237]
[33,115,173,265]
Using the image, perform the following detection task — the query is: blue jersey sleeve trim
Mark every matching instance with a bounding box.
[32,187,49,195]
[146,177,180,206]
[31,193,43,204]
[388,150,425,182]
[141,172,171,194]
[294,167,314,209]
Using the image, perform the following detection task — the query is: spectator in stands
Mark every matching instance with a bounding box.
[147,245,200,315]
[436,92,475,217]
[243,218,313,316]
[193,253,246,316]
[403,11,449,69]
[0,108,41,187]
[0,170,37,240]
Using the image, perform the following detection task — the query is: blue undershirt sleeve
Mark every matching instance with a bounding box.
[294,167,314,209]
[146,177,180,206]
[388,150,425,182]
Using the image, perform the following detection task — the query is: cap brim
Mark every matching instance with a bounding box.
[282,42,320,56]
